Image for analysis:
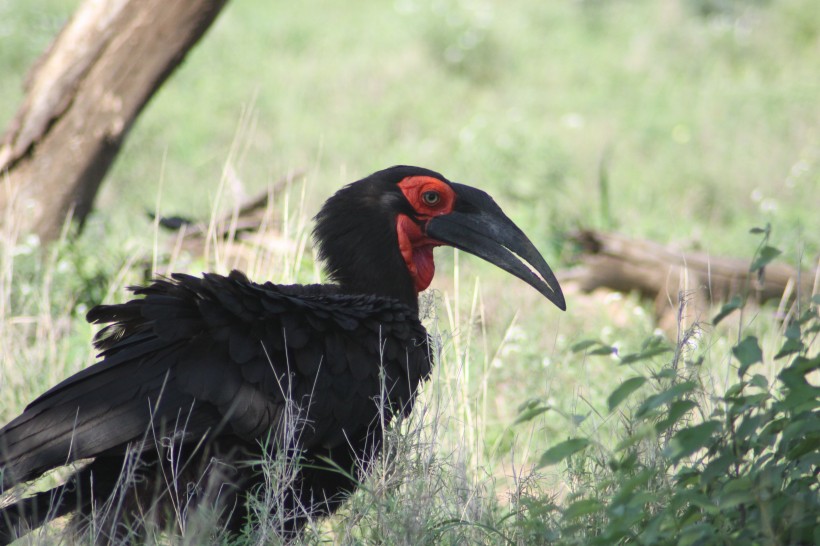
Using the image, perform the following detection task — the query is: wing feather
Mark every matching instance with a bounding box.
[1,271,431,492]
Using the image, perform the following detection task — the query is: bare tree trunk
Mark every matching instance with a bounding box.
[0,0,229,242]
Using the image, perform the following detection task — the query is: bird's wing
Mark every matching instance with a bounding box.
[0,271,430,488]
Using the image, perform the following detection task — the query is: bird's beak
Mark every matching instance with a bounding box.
[425,183,566,311]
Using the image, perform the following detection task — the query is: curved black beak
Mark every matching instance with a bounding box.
[425,183,566,311]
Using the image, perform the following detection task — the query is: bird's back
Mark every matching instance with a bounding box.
[0,271,432,536]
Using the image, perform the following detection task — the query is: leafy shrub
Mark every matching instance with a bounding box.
[513,231,819,545]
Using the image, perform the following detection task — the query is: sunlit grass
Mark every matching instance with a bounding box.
[1,0,818,543]
[1,147,816,544]
[2,0,816,256]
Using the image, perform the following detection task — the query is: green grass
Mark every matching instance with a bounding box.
[1,0,818,543]
[3,0,817,255]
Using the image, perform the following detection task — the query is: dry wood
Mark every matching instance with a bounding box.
[560,229,817,330]
[155,170,304,238]
[147,170,307,278]
[0,0,229,242]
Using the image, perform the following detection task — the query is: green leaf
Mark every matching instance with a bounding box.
[641,335,667,350]
[784,322,801,339]
[735,414,763,442]
[749,374,768,389]
[812,294,820,305]
[514,405,550,425]
[732,336,762,377]
[655,368,678,380]
[678,524,714,546]
[516,397,543,413]
[675,490,719,515]
[701,453,735,483]
[655,399,698,433]
[607,376,647,412]
[724,382,745,398]
[665,420,722,462]
[719,477,754,508]
[538,438,590,467]
[712,295,743,326]
[797,308,818,325]
[759,416,788,439]
[786,435,820,460]
[719,488,754,509]
[563,498,603,519]
[610,451,637,471]
[588,345,616,356]
[619,346,672,365]
[749,245,782,272]
[774,337,803,360]
[727,393,769,415]
[781,417,820,446]
[614,424,655,452]
[611,469,653,506]
[636,381,697,418]
[571,339,600,352]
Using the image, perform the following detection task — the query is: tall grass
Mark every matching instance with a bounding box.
[2,0,818,542]
[4,169,815,544]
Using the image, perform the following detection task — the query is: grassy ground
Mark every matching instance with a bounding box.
[1,0,818,544]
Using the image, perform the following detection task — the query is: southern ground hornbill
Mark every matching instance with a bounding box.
[0,165,565,543]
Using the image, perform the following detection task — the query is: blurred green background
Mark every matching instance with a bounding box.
[2,0,818,260]
[1,3,819,541]
[3,0,819,431]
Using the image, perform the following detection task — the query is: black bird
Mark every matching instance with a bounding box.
[0,165,564,543]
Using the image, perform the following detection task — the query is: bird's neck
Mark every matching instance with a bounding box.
[313,182,432,312]
[315,216,422,311]
[338,270,420,312]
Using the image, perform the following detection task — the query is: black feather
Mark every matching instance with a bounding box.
[0,165,558,544]
[0,266,430,541]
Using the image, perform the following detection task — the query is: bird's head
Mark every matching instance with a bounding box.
[314,166,565,312]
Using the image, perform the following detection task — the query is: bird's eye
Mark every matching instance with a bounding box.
[422,191,441,206]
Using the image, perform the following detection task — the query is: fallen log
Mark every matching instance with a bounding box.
[560,229,817,330]
[148,170,304,277]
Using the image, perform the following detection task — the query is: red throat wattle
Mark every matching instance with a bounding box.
[396,214,439,293]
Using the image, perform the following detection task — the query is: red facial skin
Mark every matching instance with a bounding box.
[395,176,457,293]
